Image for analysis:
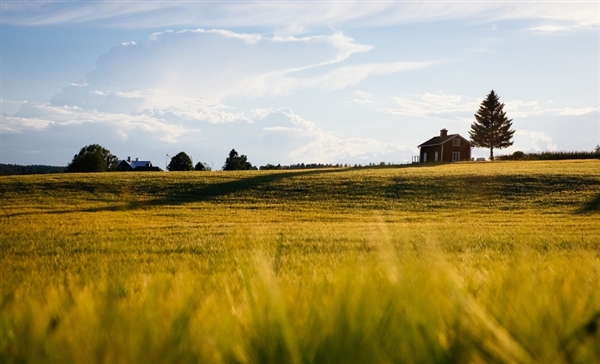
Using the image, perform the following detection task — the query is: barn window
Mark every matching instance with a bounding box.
[453,138,460,146]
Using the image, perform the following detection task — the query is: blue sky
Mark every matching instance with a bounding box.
[1,1,598,168]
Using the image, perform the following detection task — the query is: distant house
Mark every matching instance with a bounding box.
[117,157,163,171]
[417,129,473,163]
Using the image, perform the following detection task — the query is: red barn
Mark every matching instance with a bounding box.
[418,129,473,163]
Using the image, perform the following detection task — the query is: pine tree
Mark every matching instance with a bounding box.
[469,90,515,160]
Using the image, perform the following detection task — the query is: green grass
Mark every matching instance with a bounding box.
[1,160,599,363]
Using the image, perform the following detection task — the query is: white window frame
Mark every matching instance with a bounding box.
[453,138,460,147]
[423,152,427,162]
[452,152,460,162]
[434,151,439,162]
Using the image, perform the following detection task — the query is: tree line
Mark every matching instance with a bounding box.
[63,146,261,173]
[497,149,600,161]
[38,90,598,174]
[0,164,65,176]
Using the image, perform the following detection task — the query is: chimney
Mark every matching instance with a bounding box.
[127,156,131,162]
[440,128,448,137]
[135,157,139,161]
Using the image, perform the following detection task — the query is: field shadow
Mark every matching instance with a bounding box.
[2,168,350,217]
[577,193,600,214]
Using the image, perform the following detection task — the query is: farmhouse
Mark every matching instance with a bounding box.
[117,157,163,171]
[418,129,473,163]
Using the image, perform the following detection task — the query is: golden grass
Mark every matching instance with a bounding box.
[1,160,599,363]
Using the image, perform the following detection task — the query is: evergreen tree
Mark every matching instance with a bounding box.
[222,149,255,170]
[65,144,118,172]
[167,152,194,171]
[469,90,515,161]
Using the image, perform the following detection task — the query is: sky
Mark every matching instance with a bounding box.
[1,1,599,168]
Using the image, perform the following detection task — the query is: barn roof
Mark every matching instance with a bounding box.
[118,158,161,171]
[418,133,473,148]
[129,160,152,169]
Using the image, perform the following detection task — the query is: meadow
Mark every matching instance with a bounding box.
[1,160,599,363]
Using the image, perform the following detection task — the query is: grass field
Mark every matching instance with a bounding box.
[1,160,599,363]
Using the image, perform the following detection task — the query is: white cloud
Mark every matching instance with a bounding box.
[2,114,54,133]
[70,81,88,87]
[149,29,173,41]
[528,25,570,33]
[515,130,557,152]
[115,91,143,99]
[353,91,372,105]
[121,41,136,46]
[8,102,187,142]
[263,126,303,133]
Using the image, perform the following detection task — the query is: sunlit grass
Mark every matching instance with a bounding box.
[1,160,599,363]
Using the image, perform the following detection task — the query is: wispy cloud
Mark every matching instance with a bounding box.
[3,2,597,30]
[379,93,599,121]
[53,28,429,104]
[177,28,262,44]
[310,62,439,92]
[378,92,480,120]
[505,100,599,118]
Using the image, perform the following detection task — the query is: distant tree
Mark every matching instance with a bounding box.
[469,90,515,161]
[65,144,118,172]
[223,149,256,170]
[167,152,194,171]
[195,162,211,171]
[595,144,600,154]
[512,151,525,160]
[259,163,282,170]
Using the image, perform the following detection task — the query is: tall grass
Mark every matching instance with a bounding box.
[1,160,599,363]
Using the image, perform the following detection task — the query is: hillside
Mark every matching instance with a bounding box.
[2,160,598,213]
[1,160,599,363]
